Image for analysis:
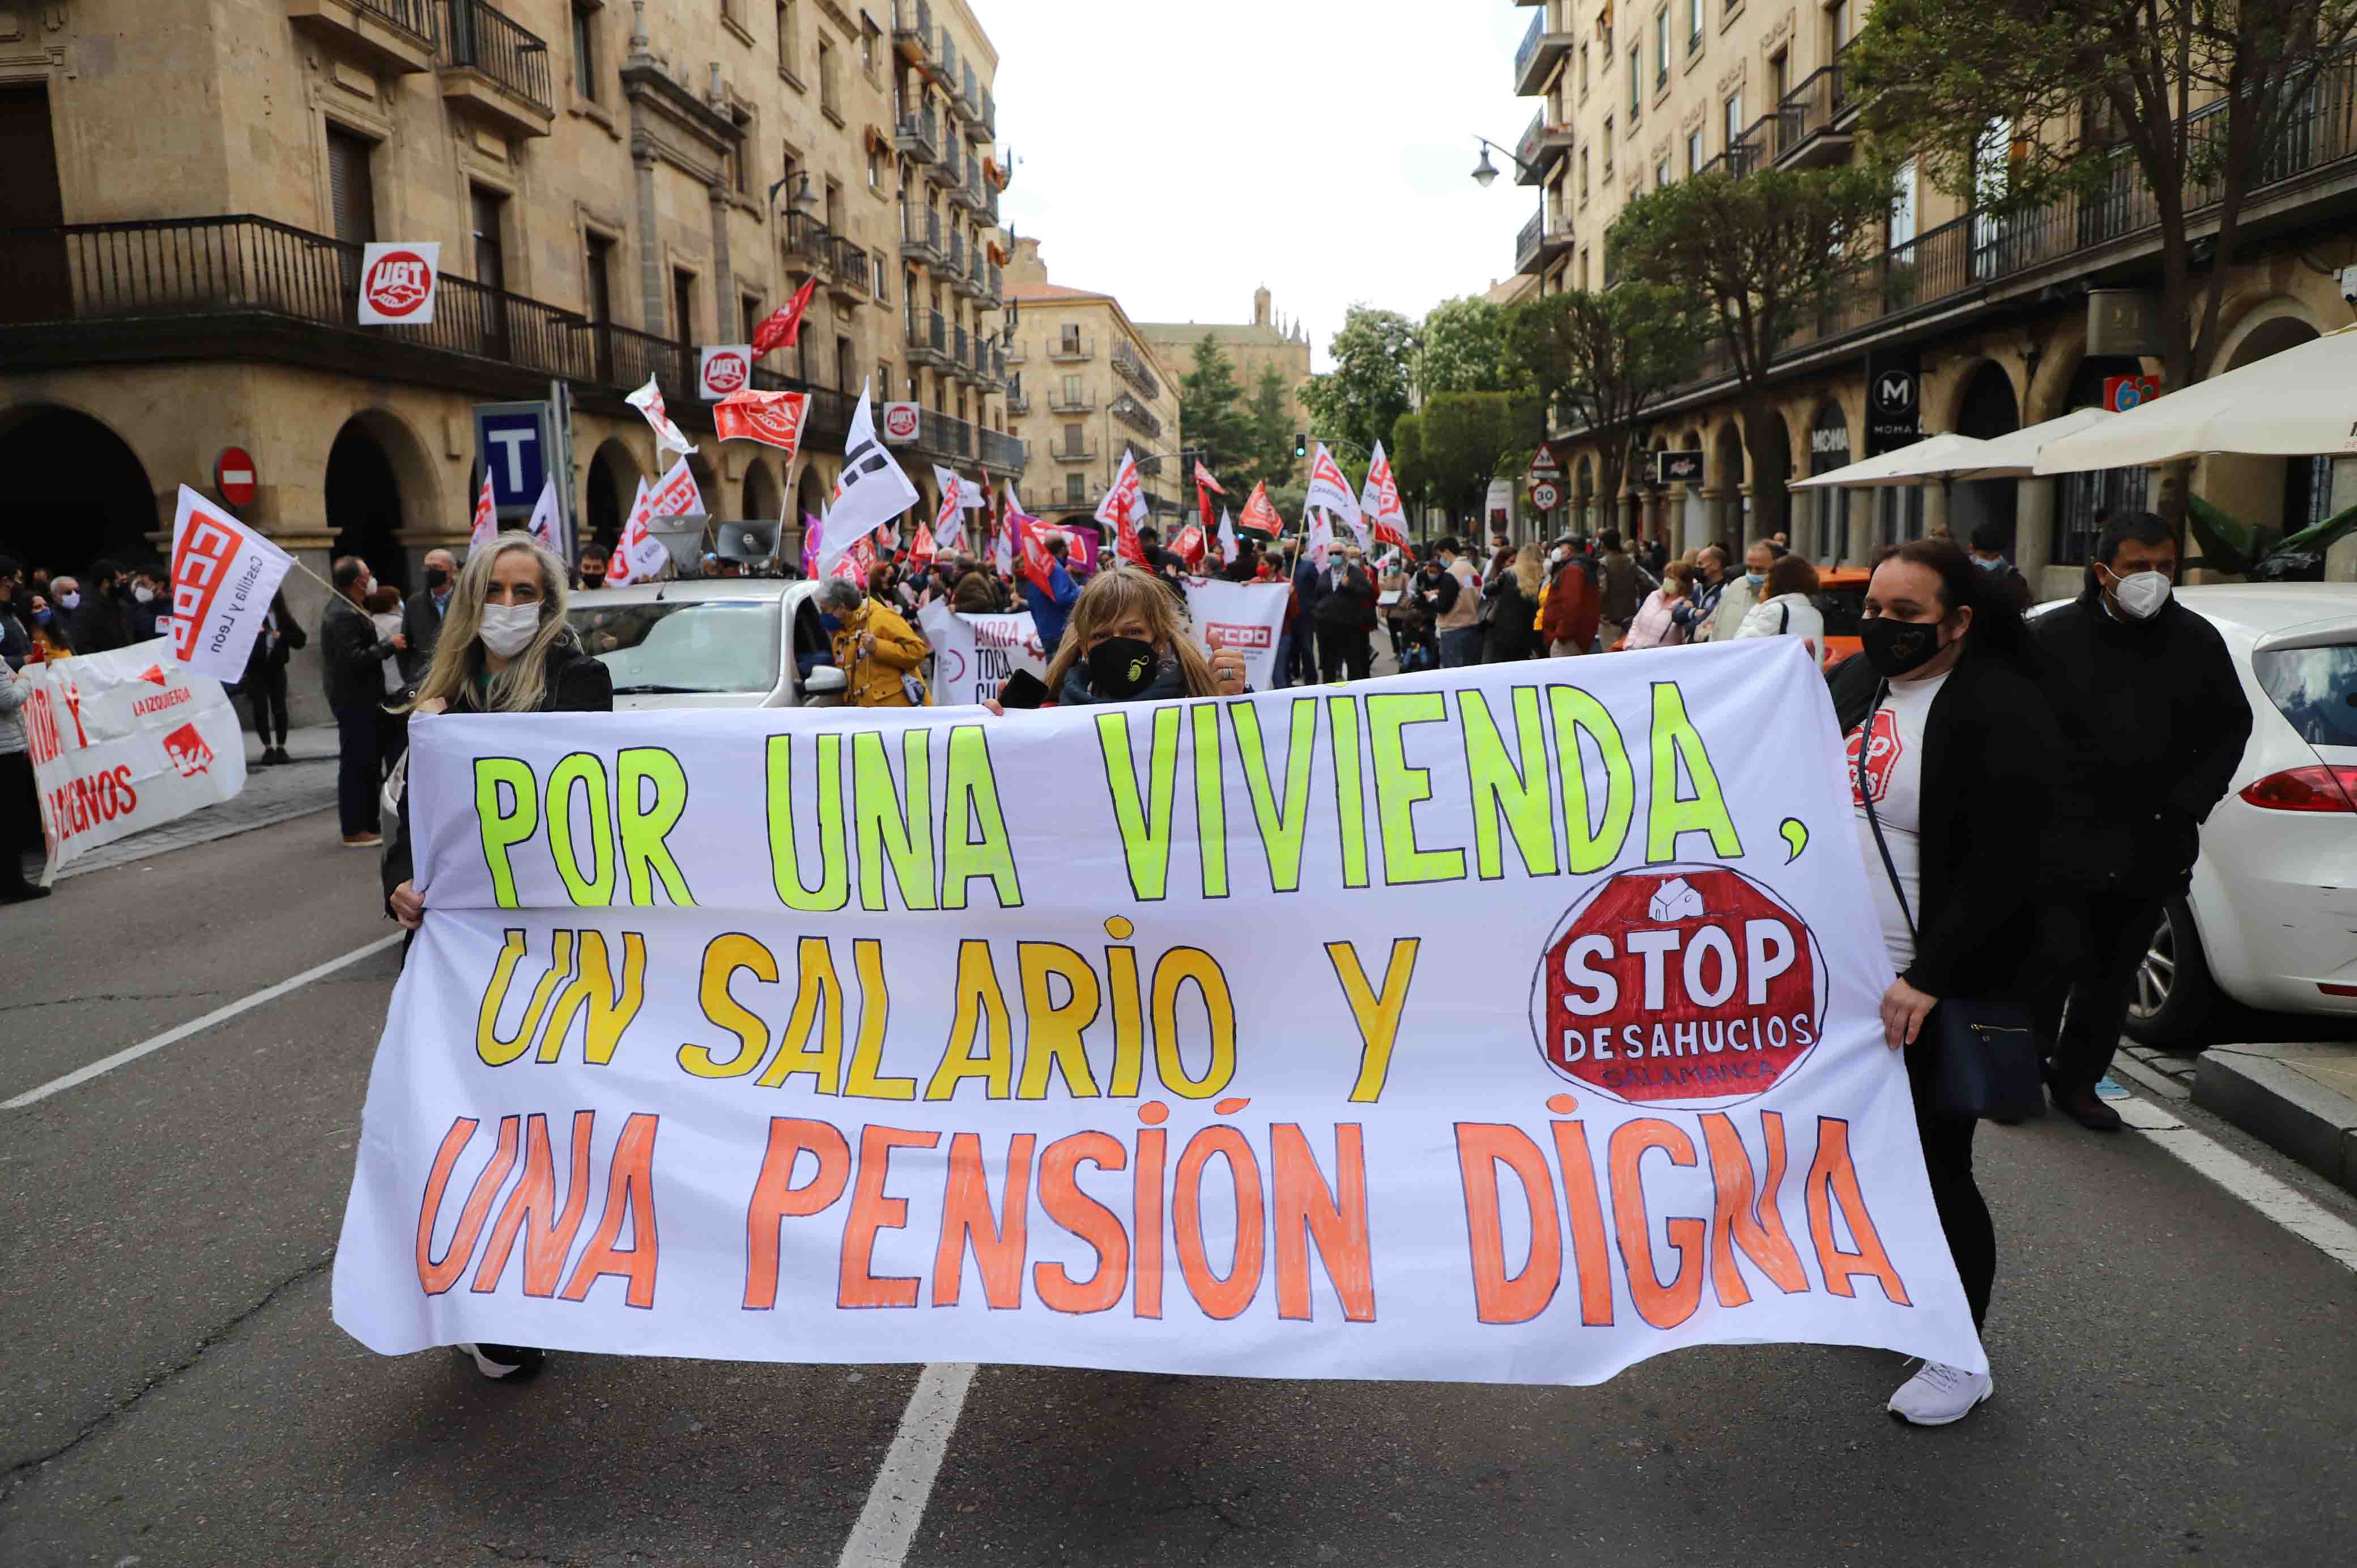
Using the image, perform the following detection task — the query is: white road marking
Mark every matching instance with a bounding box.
[2115,1093,2357,1273]
[4,933,406,1110]
[836,1362,977,1568]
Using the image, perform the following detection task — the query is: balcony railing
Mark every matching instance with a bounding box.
[978,85,996,135]
[1048,386,1094,412]
[1050,438,1099,463]
[437,0,552,122]
[951,322,970,372]
[1515,208,1574,275]
[945,226,966,280]
[899,205,944,266]
[894,104,939,164]
[919,406,972,459]
[1516,109,1572,185]
[1771,64,1851,169]
[829,236,870,299]
[1109,339,1162,400]
[978,425,1025,473]
[1049,332,1094,361]
[1007,377,1028,414]
[1513,9,1573,97]
[904,306,950,368]
[975,258,1002,306]
[784,210,833,265]
[931,29,958,90]
[960,60,981,118]
[1110,393,1162,441]
[893,0,931,58]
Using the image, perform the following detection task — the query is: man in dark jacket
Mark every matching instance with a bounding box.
[322,556,407,849]
[1968,522,2035,612]
[1311,548,1379,683]
[1595,530,1642,650]
[400,548,458,684]
[239,590,308,765]
[68,559,132,654]
[2030,511,2252,1130]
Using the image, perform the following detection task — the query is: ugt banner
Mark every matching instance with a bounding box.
[20,637,248,883]
[333,641,1983,1386]
[917,603,1048,708]
[1181,578,1290,693]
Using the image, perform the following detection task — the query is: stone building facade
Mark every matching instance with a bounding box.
[0,0,1022,719]
[1505,0,2357,593]
[1136,286,1314,483]
[1002,238,1185,533]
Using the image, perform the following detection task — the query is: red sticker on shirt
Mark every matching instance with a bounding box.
[1847,710,1902,806]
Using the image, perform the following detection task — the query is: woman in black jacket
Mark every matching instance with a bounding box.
[1827,536,2060,1428]
[1480,543,1545,663]
[1043,566,1246,704]
[378,533,611,1386]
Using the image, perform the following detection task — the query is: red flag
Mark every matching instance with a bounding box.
[470,468,496,546]
[909,520,937,568]
[1096,453,1150,566]
[1172,523,1207,570]
[1193,459,1228,497]
[1016,518,1057,594]
[715,388,811,454]
[1238,481,1282,537]
[751,277,820,357]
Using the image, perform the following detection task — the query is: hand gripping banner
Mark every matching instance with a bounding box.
[333,641,1983,1386]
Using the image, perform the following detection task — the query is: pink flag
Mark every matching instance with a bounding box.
[470,469,496,547]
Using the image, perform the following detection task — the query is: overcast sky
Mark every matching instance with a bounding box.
[985,2,1535,372]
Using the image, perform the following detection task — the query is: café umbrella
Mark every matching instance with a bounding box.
[2034,325,2357,474]
[1789,431,2003,489]
[1950,406,2116,480]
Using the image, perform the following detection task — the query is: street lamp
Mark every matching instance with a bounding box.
[1469,135,1539,189]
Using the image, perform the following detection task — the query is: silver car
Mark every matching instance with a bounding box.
[565,578,848,711]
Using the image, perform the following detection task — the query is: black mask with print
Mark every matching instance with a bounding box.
[1861,616,1945,678]
[1086,637,1158,699]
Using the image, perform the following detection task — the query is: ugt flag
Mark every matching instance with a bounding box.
[168,486,295,683]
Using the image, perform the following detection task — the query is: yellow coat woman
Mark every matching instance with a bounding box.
[819,577,930,706]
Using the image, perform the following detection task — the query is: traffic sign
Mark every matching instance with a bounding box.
[214,446,256,507]
[474,403,551,514]
[1530,480,1562,512]
[1526,442,1563,483]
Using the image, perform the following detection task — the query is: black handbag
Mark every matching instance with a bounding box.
[1855,683,2046,1123]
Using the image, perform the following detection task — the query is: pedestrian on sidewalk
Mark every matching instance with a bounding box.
[1483,543,1546,664]
[0,576,47,904]
[1313,548,1379,683]
[384,532,609,1385]
[1701,540,1773,644]
[238,590,305,765]
[321,556,406,850]
[2028,510,2252,1132]
[1828,536,2061,1425]
[1594,530,1643,651]
[400,548,458,685]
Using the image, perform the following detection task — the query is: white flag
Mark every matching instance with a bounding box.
[1306,443,1367,535]
[470,469,497,548]
[931,467,967,555]
[646,456,704,519]
[1217,507,1239,566]
[626,375,698,457]
[816,382,920,576]
[1305,508,1335,570]
[167,485,295,683]
[994,484,1018,577]
[606,479,670,587]
[526,475,563,554]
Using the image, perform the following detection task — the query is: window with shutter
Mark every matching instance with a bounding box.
[326,126,377,247]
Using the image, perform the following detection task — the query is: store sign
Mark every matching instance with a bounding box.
[1864,350,1921,457]
[2103,374,2161,413]
[1656,450,1704,485]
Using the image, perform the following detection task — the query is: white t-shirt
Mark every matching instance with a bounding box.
[1847,671,1950,972]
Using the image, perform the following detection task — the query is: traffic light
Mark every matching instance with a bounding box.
[1293,432,1308,459]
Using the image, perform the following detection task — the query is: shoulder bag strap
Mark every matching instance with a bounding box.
[1855,681,1920,943]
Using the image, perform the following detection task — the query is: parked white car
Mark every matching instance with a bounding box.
[2125,583,2357,1042]
[565,578,847,711]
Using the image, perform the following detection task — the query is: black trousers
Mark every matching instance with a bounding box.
[0,750,38,892]
[2038,888,2163,1092]
[1290,622,1319,685]
[1316,622,1372,683]
[333,705,381,837]
[244,664,291,747]
[1907,1039,1993,1330]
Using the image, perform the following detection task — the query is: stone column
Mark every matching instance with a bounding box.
[1844,488,1871,565]
[708,184,734,342]
[2015,476,2056,582]
[1922,478,1949,541]
[633,141,665,339]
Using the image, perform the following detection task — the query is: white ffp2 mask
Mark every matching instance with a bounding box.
[2112,570,2171,620]
[478,602,542,658]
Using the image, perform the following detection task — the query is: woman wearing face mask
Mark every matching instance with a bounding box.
[1484,543,1547,663]
[1733,553,1828,663]
[26,596,73,660]
[1040,566,1245,704]
[1824,537,2060,1428]
[1619,560,1694,650]
[380,534,609,1386]
[817,578,930,706]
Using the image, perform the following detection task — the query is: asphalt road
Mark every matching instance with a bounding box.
[4,804,2356,1568]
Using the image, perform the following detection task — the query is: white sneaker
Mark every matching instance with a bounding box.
[1887,1360,1993,1425]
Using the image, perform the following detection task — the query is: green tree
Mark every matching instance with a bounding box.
[1178,335,1253,480]
[1239,364,1299,492]
[1390,411,1429,521]
[1609,166,1892,540]
[1419,296,1527,396]
[1416,392,1542,531]
[1300,306,1417,460]
[1848,0,2357,518]
[1508,284,1700,535]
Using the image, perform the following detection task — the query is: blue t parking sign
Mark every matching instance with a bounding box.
[475,406,548,513]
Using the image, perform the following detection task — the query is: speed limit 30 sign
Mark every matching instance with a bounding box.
[1530,480,1562,512]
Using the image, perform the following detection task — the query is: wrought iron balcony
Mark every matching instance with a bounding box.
[927,136,959,188]
[1109,392,1162,441]
[947,158,982,212]
[1049,331,1094,362]
[899,206,944,266]
[1513,8,1575,97]
[287,0,438,74]
[893,0,932,62]
[784,210,833,266]
[929,28,958,90]
[959,60,981,119]
[1006,376,1028,414]
[950,322,970,374]
[1771,65,1853,170]
[1049,437,1099,464]
[894,104,939,164]
[1048,386,1094,412]
[918,406,973,459]
[828,235,870,304]
[973,258,1001,308]
[436,0,552,137]
[1514,208,1574,276]
[904,307,951,369]
[978,425,1026,475]
[978,85,996,136]
[1515,110,1573,185]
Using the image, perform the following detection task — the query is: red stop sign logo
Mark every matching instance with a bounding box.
[1529,866,1826,1107]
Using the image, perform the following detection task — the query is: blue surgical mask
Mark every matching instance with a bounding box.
[1973,555,2003,572]
[33,608,52,626]
[818,612,841,632]
[1744,571,1766,590]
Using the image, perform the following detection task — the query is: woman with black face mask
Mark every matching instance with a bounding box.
[1824,536,2061,1429]
[1041,566,1246,705]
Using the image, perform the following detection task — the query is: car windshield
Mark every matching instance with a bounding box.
[567,599,782,695]
[2255,642,2357,749]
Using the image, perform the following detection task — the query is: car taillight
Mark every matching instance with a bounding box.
[2240,766,2357,812]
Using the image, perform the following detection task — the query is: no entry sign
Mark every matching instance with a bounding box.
[215,447,257,507]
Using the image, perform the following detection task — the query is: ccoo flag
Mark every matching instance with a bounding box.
[168,485,295,683]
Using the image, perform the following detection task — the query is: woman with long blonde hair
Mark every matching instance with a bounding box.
[1040,566,1246,703]
[1483,542,1547,663]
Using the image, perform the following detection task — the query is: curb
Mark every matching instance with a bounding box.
[2193,1044,2357,1198]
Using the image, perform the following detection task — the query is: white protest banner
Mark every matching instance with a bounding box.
[358,242,439,326]
[167,485,294,684]
[21,637,246,884]
[332,641,1982,1388]
[1180,578,1290,693]
[916,603,1048,708]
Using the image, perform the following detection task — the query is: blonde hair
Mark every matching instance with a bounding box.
[403,533,573,714]
[1513,542,1545,599]
[1044,565,1219,698]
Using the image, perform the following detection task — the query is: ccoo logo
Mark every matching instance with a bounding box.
[363,252,433,317]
